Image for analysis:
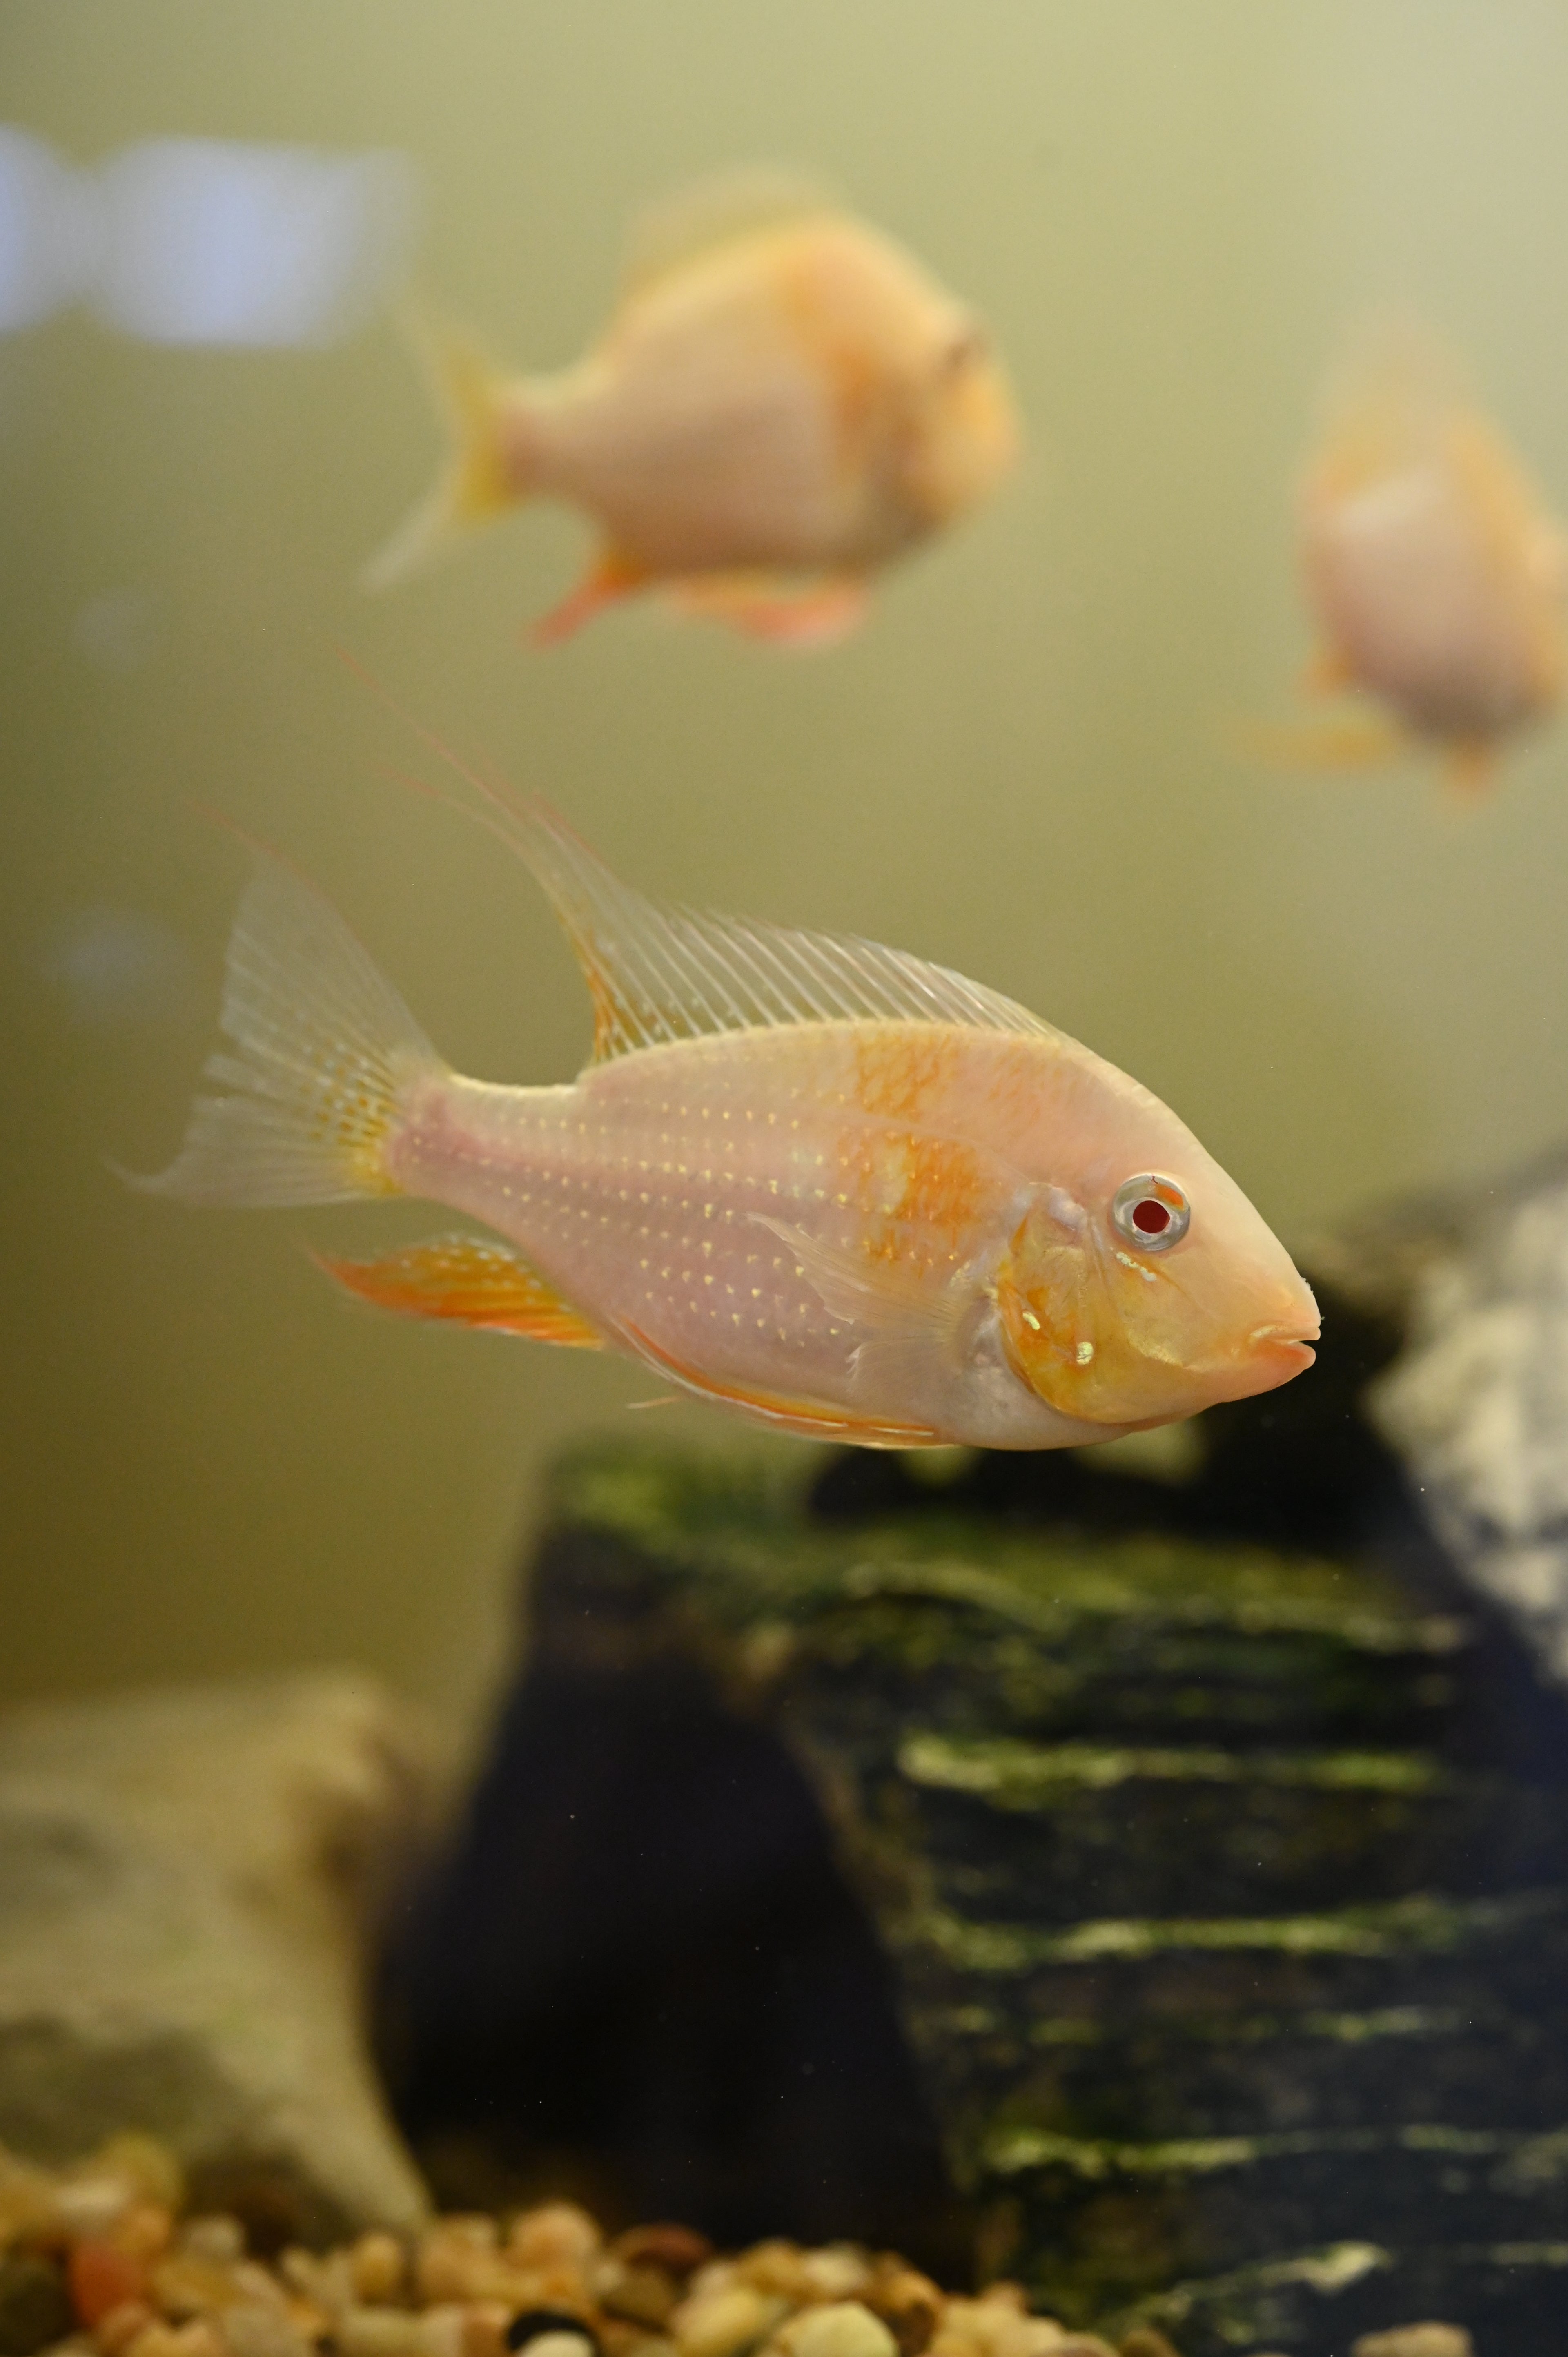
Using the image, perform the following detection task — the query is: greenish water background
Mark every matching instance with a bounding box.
[4,2,1567,1731]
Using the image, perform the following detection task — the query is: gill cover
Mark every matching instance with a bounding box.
[993,1186,1217,1426]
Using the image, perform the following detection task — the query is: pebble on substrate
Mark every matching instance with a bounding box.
[1351,2328,1474,2357]
[763,2304,896,2357]
[670,2285,788,2357]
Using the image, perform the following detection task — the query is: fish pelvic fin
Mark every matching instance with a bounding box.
[125,853,441,1206]
[317,1234,603,1345]
[619,1320,942,1448]
[363,312,526,591]
[529,545,650,647]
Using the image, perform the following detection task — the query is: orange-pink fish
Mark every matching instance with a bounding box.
[136,799,1317,1449]
[365,178,1021,648]
[1258,331,1566,794]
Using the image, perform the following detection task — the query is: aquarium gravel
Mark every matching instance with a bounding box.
[0,2136,1470,2357]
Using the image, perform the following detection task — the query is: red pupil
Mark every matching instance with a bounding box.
[1131,1197,1170,1235]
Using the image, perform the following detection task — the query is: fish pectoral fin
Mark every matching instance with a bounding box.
[530,546,650,646]
[666,572,870,647]
[750,1215,960,1340]
[316,1233,603,1345]
[619,1319,942,1448]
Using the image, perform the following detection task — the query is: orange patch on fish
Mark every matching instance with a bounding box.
[852,1027,959,1123]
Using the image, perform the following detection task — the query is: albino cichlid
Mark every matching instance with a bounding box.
[135,785,1318,1449]
[365,176,1021,647]
[1252,330,1566,795]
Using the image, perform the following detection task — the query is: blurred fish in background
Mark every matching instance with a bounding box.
[1247,326,1568,797]
[0,126,416,346]
[365,174,1021,647]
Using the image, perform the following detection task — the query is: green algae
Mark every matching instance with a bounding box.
[897,1730,1444,1804]
[903,1887,1557,1974]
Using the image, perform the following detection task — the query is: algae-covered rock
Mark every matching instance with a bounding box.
[0,1674,436,2246]
[422,1436,1568,2357]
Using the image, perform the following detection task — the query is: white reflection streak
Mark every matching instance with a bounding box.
[0,130,415,345]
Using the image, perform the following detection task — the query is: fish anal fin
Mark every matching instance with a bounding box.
[530,547,650,647]
[622,171,837,297]
[621,1320,941,1448]
[667,572,870,648]
[317,1234,603,1346]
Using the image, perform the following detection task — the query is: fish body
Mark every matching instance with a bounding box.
[1290,332,1566,788]
[368,185,1020,644]
[138,796,1317,1448]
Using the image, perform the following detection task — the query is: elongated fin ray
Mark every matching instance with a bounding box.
[128,855,440,1206]
[318,1234,602,1345]
[463,791,1061,1064]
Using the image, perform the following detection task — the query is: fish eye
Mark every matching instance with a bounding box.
[1109,1173,1190,1254]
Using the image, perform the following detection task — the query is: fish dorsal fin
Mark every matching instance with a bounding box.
[621,168,838,295]
[489,795,1062,1064]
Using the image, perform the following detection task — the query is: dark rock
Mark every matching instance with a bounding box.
[0,2253,71,2357]
[384,1436,1568,2354]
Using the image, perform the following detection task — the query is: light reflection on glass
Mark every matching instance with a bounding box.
[0,130,416,346]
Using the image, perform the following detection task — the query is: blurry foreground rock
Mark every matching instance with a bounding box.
[0,1675,434,2246]
[1369,1143,1568,1689]
[386,1276,1568,2357]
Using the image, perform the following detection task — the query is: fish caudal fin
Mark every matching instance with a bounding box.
[128,855,441,1207]
[317,1234,603,1345]
[363,316,524,591]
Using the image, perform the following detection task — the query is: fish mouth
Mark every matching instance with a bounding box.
[1248,1320,1319,1374]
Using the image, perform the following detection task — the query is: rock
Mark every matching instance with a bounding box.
[0,1674,436,2246]
[388,1439,1568,2356]
[1352,2328,1472,2357]
[1371,1144,1568,1687]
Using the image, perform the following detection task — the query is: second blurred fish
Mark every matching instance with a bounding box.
[365,175,1020,646]
[1254,329,1566,795]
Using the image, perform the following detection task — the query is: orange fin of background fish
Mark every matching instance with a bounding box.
[621,1321,941,1447]
[621,169,837,296]
[1299,645,1356,697]
[363,314,520,591]
[666,572,870,647]
[1228,711,1409,773]
[316,1234,603,1345]
[530,548,650,646]
[1445,738,1500,800]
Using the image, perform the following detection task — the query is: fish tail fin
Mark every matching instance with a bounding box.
[363,312,527,591]
[125,854,443,1207]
